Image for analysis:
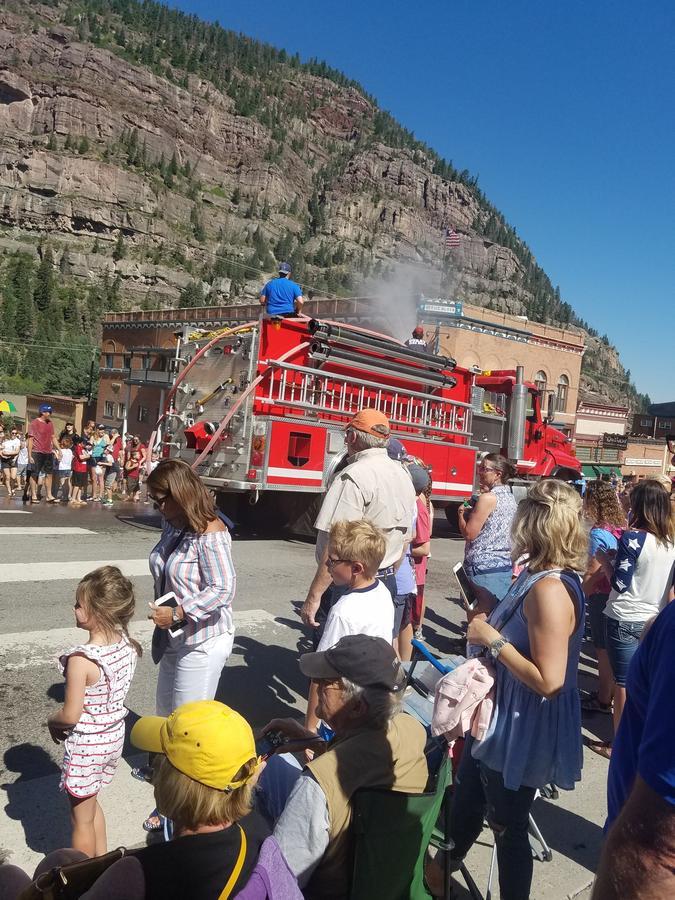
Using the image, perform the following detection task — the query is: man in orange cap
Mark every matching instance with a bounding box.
[300,406,416,643]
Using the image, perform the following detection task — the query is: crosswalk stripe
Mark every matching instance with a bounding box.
[0,558,151,582]
[0,527,97,535]
[0,509,31,514]
[0,609,277,668]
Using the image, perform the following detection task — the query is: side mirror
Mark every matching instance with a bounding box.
[546,393,555,422]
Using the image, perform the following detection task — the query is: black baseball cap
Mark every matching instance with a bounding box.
[299,634,405,693]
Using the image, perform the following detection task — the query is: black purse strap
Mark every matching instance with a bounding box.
[155,527,187,600]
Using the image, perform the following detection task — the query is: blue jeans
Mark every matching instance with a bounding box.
[448,736,537,900]
[465,564,513,607]
[605,616,645,686]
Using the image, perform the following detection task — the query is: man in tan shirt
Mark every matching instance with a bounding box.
[301,408,417,629]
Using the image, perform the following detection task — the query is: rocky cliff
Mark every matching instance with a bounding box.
[0,0,644,407]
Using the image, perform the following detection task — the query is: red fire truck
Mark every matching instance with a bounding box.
[156,316,580,527]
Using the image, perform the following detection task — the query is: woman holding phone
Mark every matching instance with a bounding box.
[458,453,517,605]
[141,459,236,831]
[428,479,587,899]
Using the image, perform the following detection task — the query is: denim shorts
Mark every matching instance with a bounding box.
[586,593,609,649]
[605,616,645,686]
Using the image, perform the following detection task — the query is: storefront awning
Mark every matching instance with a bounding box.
[582,465,621,478]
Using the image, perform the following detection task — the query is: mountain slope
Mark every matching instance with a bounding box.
[0,0,647,408]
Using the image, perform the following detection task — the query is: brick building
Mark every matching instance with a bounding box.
[621,439,669,479]
[419,300,585,432]
[630,404,675,439]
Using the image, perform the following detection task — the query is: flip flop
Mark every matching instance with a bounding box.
[586,739,612,759]
[142,811,164,833]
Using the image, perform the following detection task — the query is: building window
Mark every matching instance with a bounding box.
[104,353,115,369]
[137,406,149,423]
[123,354,131,370]
[117,403,126,419]
[575,446,592,461]
[640,418,652,427]
[104,400,114,418]
[658,420,671,430]
[555,375,569,413]
[534,371,547,393]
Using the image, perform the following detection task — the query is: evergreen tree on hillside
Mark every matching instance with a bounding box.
[33,247,56,312]
[12,256,36,339]
[112,232,126,261]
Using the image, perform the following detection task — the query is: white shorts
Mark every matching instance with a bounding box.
[60,723,125,799]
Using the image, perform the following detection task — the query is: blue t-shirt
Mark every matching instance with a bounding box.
[606,600,675,829]
[261,277,302,316]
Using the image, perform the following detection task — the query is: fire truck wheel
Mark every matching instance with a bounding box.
[444,502,461,535]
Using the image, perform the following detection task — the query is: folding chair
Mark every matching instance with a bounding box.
[349,754,452,900]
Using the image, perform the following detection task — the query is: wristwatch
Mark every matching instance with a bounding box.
[488,637,509,660]
[171,607,183,624]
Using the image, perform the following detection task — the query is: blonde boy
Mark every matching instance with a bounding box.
[305,519,394,733]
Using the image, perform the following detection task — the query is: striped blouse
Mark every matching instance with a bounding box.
[149,523,236,647]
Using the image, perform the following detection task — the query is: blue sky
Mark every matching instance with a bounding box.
[172,0,674,402]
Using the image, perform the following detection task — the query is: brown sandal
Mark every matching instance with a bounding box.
[586,739,612,759]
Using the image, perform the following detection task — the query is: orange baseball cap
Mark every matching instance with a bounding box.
[346,408,390,437]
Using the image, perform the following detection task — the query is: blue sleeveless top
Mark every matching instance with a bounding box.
[471,568,584,791]
[464,485,517,572]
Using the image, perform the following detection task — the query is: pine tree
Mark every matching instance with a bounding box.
[33,247,56,312]
[12,257,36,340]
[178,281,205,308]
[112,232,126,262]
[47,132,57,151]
[78,135,90,154]
[231,186,241,205]
[168,151,179,177]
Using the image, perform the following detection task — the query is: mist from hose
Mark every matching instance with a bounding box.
[355,260,449,343]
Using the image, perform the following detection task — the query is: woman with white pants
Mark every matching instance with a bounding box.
[143,459,236,831]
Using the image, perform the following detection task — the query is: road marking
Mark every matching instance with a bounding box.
[0,558,151,582]
[0,509,31,514]
[0,527,96,535]
[0,609,277,669]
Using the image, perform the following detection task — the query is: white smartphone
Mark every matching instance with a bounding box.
[452,562,479,611]
[154,591,184,637]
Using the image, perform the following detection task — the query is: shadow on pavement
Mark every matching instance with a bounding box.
[2,744,70,855]
[217,635,308,728]
[530,794,603,874]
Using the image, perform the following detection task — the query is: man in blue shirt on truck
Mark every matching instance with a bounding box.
[260,262,304,317]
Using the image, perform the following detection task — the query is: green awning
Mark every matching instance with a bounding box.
[582,465,621,477]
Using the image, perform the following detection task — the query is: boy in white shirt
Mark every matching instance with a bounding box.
[305,519,394,733]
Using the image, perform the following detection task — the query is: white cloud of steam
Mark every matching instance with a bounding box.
[356,259,453,342]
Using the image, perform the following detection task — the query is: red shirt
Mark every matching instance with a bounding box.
[29,417,55,455]
[72,443,89,474]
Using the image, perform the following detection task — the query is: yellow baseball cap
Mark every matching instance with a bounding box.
[131,700,258,791]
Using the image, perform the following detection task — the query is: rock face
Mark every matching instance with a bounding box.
[0,1,638,404]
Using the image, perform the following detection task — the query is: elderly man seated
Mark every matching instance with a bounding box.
[259,634,428,899]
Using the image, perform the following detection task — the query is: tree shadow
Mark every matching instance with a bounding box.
[529,793,603,874]
[425,605,466,638]
[216,635,308,728]
[2,744,70,855]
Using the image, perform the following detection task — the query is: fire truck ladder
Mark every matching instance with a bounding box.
[264,361,472,438]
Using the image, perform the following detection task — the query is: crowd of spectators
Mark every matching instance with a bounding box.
[0,407,159,507]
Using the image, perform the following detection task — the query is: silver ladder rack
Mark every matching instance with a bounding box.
[261,361,472,439]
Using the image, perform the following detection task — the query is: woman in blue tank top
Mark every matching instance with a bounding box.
[430,479,587,900]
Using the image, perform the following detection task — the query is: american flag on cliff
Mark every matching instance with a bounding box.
[445,227,461,248]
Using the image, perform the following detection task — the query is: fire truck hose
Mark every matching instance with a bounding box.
[191,341,311,470]
[312,342,457,387]
[165,321,259,412]
[309,319,456,370]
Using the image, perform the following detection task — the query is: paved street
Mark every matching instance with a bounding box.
[0,497,611,897]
